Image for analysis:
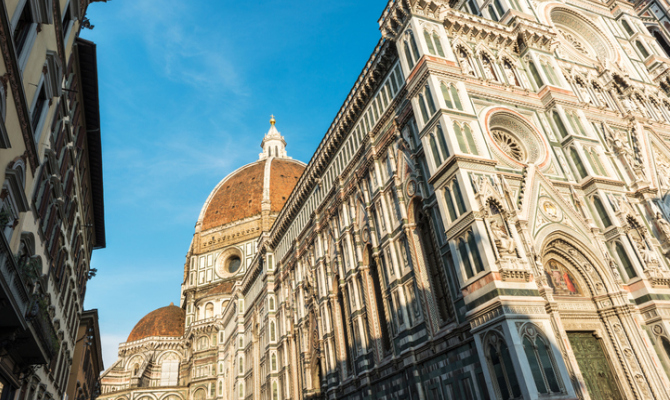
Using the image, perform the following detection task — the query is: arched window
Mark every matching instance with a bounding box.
[272,381,279,400]
[528,61,544,89]
[615,242,637,279]
[488,5,499,21]
[458,230,484,279]
[270,321,276,342]
[487,335,521,399]
[636,40,650,59]
[454,122,478,155]
[404,32,421,69]
[239,356,244,374]
[271,353,277,371]
[443,188,457,222]
[205,303,214,319]
[160,354,179,386]
[197,336,209,350]
[652,29,670,57]
[593,196,612,228]
[521,328,560,394]
[239,383,244,398]
[541,61,558,85]
[440,82,463,110]
[418,93,429,123]
[269,296,275,311]
[194,389,206,400]
[436,125,450,160]
[368,248,392,353]
[494,0,505,16]
[218,381,223,395]
[432,32,445,57]
[570,148,587,180]
[415,209,452,324]
[429,134,442,167]
[424,30,436,55]
[586,148,607,176]
[662,337,670,365]
[621,19,634,36]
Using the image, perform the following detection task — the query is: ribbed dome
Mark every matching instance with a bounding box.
[199,158,305,231]
[127,304,185,342]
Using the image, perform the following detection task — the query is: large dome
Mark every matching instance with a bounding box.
[199,158,305,231]
[127,304,185,342]
[196,118,306,232]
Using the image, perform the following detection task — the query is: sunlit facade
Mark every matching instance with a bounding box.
[99,0,670,398]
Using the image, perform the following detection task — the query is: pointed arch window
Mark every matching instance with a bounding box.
[522,331,560,394]
[652,29,670,57]
[416,211,452,324]
[494,0,505,16]
[487,335,522,399]
[621,19,634,36]
[454,122,478,155]
[440,82,463,111]
[424,30,445,57]
[636,40,650,59]
[458,230,485,279]
[615,242,637,279]
[271,353,278,371]
[528,61,544,89]
[569,148,587,180]
[552,111,569,138]
[269,296,275,311]
[270,321,276,342]
[443,178,466,222]
[488,5,499,21]
[541,61,559,86]
[586,147,607,177]
[593,196,612,228]
[272,381,279,400]
[404,31,421,69]
[239,356,244,374]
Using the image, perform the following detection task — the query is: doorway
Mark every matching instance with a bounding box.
[567,332,623,400]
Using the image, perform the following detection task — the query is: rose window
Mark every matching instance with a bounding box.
[492,129,526,162]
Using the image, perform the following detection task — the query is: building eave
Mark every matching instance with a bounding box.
[76,38,106,249]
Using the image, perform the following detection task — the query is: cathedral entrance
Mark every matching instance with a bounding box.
[567,332,623,400]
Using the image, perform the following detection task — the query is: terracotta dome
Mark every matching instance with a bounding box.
[199,157,305,231]
[127,304,185,342]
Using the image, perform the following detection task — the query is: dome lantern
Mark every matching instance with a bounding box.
[260,115,290,160]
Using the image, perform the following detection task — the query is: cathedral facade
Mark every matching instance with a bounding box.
[100,0,670,398]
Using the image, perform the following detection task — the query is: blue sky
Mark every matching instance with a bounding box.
[81,0,388,368]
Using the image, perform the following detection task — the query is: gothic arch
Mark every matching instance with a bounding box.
[540,232,618,295]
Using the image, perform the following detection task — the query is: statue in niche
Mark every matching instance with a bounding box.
[594,86,609,108]
[482,56,497,81]
[458,49,475,76]
[654,150,670,190]
[636,240,659,267]
[576,80,592,104]
[545,260,582,296]
[503,61,519,86]
[605,252,622,282]
[655,212,670,242]
[490,219,516,256]
[620,95,635,113]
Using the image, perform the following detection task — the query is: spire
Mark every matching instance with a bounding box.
[260,115,289,160]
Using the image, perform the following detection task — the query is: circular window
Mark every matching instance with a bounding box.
[227,256,241,274]
[491,129,526,163]
[486,109,549,168]
[550,8,615,62]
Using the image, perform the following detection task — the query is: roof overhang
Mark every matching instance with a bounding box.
[76,38,106,249]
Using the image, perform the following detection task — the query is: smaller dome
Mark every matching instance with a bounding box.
[127,304,185,342]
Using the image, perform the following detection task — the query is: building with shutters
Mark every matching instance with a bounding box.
[0,1,107,400]
[98,0,670,398]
